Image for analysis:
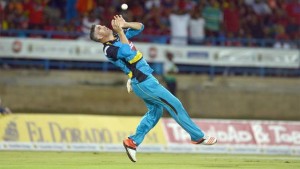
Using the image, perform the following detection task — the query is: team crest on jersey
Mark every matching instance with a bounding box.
[129,41,137,51]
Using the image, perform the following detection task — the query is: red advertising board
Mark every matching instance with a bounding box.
[162,119,300,146]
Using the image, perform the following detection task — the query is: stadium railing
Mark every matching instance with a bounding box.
[1,29,300,77]
[1,29,300,47]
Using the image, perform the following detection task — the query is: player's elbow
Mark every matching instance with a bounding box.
[139,23,144,31]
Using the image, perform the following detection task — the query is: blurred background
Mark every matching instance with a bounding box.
[1,0,300,47]
[0,0,299,120]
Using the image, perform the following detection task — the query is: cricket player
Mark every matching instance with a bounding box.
[90,15,217,163]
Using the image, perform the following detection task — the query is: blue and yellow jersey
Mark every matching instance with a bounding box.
[102,24,153,83]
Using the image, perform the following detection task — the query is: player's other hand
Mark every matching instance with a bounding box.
[127,79,132,93]
[114,15,126,28]
[111,19,122,33]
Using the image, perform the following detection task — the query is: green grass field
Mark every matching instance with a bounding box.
[0,151,299,169]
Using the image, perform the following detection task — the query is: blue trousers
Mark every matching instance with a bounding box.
[129,75,204,146]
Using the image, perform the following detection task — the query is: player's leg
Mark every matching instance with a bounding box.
[134,75,215,143]
[123,83,163,162]
[156,86,205,141]
[129,100,163,146]
[154,84,217,144]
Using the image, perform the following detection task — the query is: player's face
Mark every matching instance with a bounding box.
[94,25,112,39]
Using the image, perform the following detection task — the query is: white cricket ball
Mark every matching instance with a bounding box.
[121,3,128,10]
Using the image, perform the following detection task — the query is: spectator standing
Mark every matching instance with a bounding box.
[284,0,300,25]
[27,0,48,30]
[188,9,205,45]
[202,0,223,38]
[169,8,190,45]
[223,1,240,36]
[79,11,100,40]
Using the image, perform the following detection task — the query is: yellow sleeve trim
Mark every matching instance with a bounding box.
[128,51,142,64]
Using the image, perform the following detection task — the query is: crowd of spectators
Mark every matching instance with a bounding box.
[0,0,299,48]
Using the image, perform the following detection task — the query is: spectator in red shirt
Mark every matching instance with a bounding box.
[285,0,300,25]
[223,1,240,36]
[27,0,48,30]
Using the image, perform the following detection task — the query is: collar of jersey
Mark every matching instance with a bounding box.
[104,35,119,45]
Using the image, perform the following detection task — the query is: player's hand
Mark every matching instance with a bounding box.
[126,79,132,93]
[111,19,123,33]
[114,15,126,28]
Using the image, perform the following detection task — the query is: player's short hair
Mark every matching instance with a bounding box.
[90,25,101,42]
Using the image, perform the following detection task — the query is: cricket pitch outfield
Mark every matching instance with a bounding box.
[0,151,299,169]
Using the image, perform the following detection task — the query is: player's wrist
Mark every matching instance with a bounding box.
[123,22,130,28]
[117,31,125,37]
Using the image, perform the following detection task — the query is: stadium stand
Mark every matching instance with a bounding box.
[0,0,299,48]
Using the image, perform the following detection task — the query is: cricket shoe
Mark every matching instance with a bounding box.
[123,138,137,162]
[191,136,217,145]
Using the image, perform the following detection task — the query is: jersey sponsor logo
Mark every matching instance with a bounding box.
[129,41,137,51]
